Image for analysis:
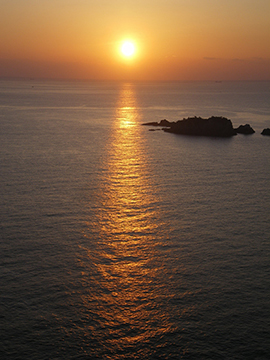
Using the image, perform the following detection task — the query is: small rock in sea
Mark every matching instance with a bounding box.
[159,119,171,127]
[235,124,255,134]
[261,128,270,136]
[142,119,171,127]
[143,121,159,126]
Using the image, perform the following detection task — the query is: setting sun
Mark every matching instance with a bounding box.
[121,41,136,58]
[0,1,270,80]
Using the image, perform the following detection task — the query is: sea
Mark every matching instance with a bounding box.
[0,80,270,360]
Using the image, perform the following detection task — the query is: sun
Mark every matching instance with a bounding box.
[121,41,136,58]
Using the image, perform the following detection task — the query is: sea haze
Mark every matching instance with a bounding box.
[1,80,270,359]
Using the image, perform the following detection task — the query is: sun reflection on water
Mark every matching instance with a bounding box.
[95,84,160,292]
[79,84,182,357]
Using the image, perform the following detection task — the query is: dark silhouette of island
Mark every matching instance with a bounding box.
[261,128,270,136]
[235,124,255,134]
[143,117,257,137]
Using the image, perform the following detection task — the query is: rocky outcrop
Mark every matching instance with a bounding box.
[164,117,237,137]
[261,128,270,136]
[142,119,171,127]
[235,124,255,134]
[142,117,262,138]
[143,117,237,137]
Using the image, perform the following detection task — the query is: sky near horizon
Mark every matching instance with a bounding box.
[1,0,270,81]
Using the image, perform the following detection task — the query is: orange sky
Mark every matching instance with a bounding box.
[1,0,270,80]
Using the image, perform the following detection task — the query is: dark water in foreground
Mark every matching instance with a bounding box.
[1,80,270,359]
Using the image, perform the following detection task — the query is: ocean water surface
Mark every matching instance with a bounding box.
[0,80,270,359]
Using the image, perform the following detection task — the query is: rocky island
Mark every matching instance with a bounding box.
[261,128,270,136]
[143,116,256,137]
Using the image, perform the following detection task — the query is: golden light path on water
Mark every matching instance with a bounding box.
[77,84,189,356]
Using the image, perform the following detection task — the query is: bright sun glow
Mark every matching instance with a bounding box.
[121,41,136,58]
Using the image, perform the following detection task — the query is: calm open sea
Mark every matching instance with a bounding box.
[0,80,270,359]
